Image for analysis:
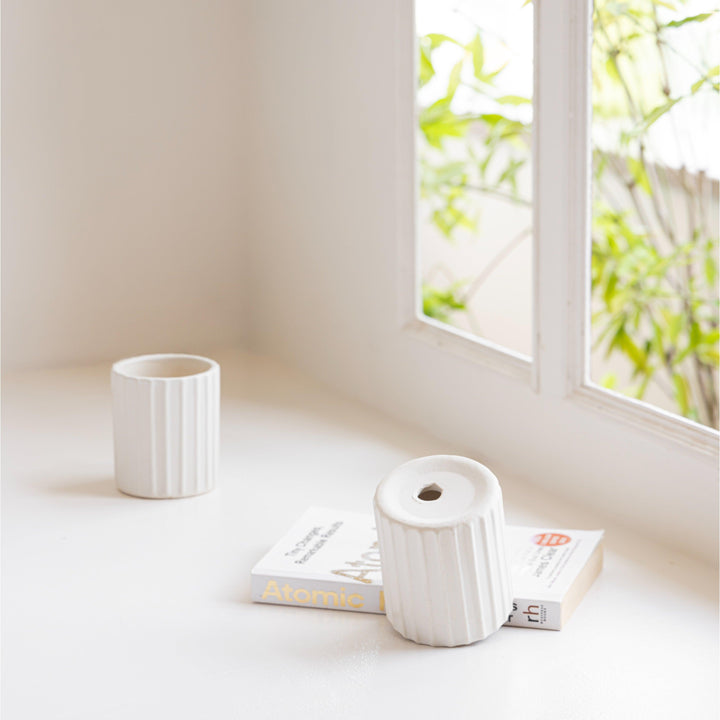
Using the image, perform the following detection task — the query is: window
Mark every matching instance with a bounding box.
[390,0,717,559]
[417,0,533,357]
[413,0,719,436]
[590,0,719,428]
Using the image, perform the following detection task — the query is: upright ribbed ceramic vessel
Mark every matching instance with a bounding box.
[374,455,512,647]
[112,354,220,498]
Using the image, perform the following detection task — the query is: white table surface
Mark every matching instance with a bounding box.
[2,350,718,720]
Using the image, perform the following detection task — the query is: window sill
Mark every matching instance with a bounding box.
[2,349,717,719]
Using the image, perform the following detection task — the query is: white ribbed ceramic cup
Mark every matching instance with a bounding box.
[112,354,220,499]
[374,455,513,647]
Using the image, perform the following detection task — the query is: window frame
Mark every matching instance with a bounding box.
[402,0,719,456]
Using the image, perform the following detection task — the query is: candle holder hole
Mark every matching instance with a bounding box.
[417,483,443,502]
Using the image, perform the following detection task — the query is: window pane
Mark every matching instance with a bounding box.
[591,0,720,428]
[416,0,534,356]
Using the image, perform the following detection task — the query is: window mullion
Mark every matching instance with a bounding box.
[533,0,585,398]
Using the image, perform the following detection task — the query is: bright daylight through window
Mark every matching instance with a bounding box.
[416,0,719,429]
[590,0,719,428]
[417,0,533,357]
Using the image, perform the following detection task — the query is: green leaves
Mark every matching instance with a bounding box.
[426,33,460,50]
[664,12,714,28]
[497,157,526,195]
[419,158,477,239]
[590,0,720,417]
[672,373,691,415]
[420,160,467,192]
[446,60,464,101]
[664,309,683,345]
[691,66,720,94]
[468,33,485,82]
[418,34,463,89]
[417,4,719,427]
[419,44,435,87]
[422,283,467,322]
[610,326,649,371]
[626,157,652,194]
[495,95,532,105]
[617,97,682,144]
[704,240,718,288]
[419,99,472,148]
[432,202,477,239]
[417,28,531,245]
[641,98,679,131]
[591,189,718,421]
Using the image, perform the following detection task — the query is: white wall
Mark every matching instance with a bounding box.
[2,0,249,370]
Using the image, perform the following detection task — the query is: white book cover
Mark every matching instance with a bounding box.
[251,507,604,630]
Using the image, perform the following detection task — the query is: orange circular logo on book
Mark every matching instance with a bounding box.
[533,532,571,547]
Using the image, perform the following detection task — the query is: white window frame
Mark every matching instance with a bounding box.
[395,0,718,560]
[401,0,718,455]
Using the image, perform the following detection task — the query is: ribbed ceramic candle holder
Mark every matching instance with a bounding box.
[374,455,513,647]
[112,353,220,499]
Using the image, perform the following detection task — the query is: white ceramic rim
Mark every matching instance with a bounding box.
[374,454,501,528]
[112,353,219,381]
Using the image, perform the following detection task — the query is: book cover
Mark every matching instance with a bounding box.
[251,506,604,630]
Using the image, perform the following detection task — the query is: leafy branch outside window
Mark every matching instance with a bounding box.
[418,0,719,428]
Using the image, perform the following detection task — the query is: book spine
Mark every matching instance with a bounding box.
[505,597,562,630]
[251,573,385,614]
[252,574,565,630]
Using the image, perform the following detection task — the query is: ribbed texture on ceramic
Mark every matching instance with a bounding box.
[374,461,512,646]
[112,365,219,498]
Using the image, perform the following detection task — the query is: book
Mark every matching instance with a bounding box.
[251,506,604,630]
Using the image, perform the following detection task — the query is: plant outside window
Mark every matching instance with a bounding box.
[418,0,719,429]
